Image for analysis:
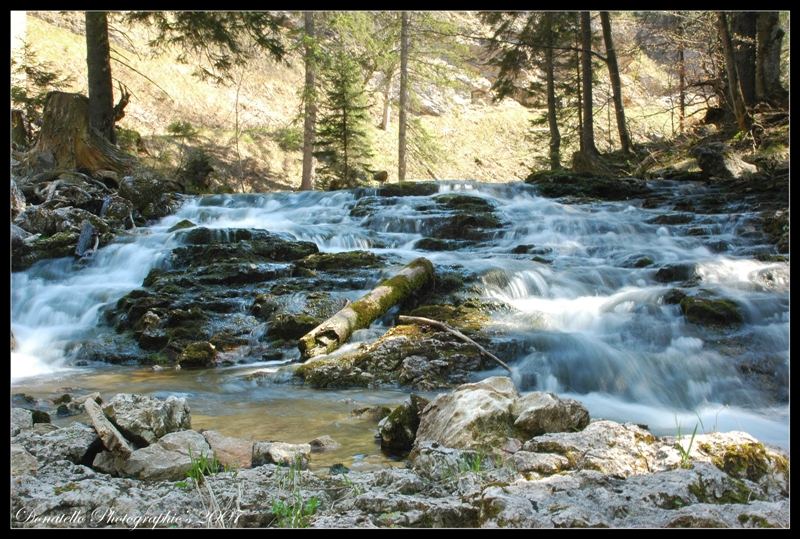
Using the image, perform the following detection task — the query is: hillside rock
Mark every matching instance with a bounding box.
[692,143,758,180]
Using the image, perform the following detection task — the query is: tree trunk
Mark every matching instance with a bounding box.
[85,11,116,144]
[731,12,757,107]
[575,16,584,152]
[756,12,787,105]
[299,257,434,359]
[398,11,410,182]
[717,12,752,132]
[580,12,597,155]
[677,22,686,134]
[599,12,632,154]
[380,70,393,131]
[12,109,29,149]
[22,91,135,175]
[300,11,317,191]
[543,13,561,170]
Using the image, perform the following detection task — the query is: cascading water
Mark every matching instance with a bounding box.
[11,180,789,451]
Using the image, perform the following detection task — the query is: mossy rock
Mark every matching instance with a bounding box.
[377,182,439,197]
[680,296,743,327]
[699,441,772,483]
[414,238,465,251]
[688,476,754,505]
[267,313,321,341]
[432,213,503,241]
[662,288,687,305]
[380,394,430,453]
[295,250,384,272]
[11,231,81,271]
[654,263,696,283]
[525,170,650,200]
[434,194,494,213]
[167,219,196,232]
[647,213,694,225]
[406,303,489,333]
[177,341,218,369]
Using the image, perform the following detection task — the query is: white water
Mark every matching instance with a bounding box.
[11,180,789,448]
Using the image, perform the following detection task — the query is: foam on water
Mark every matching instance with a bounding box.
[11,180,789,448]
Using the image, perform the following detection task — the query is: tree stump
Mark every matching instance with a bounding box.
[11,109,29,149]
[20,91,135,175]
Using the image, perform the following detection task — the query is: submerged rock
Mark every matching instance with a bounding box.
[679,296,743,327]
[309,435,341,453]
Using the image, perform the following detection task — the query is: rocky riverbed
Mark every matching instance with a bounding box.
[10,378,790,528]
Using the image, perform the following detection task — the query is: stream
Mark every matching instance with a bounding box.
[11,180,790,468]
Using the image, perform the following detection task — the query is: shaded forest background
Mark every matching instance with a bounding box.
[11,11,790,192]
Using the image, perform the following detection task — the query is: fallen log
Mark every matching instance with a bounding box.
[398,315,512,373]
[299,257,434,360]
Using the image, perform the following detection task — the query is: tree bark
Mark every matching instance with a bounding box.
[717,12,752,132]
[543,12,561,170]
[756,12,787,105]
[300,11,317,191]
[398,11,410,182]
[299,257,434,359]
[22,91,135,175]
[580,12,597,155]
[731,12,757,107]
[677,22,686,134]
[599,12,632,154]
[574,15,584,152]
[12,109,29,149]
[85,11,116,144]
[380,70,393,131]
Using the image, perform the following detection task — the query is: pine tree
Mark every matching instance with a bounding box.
[314,49,374,190]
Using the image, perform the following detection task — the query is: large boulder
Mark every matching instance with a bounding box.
[412,377,518,454]
[522,420,662,478]
[692,143,758,180]
[102,394,191,445]
[94,430,212,481]
[13,422,99,465]
[252,441,311,469]
[202,430,254,469]
[11,444,39,476]
[511,392,590,438]
[11,407,34,437]
[82,398,133,457]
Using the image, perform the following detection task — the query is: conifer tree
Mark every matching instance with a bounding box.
[314,48,374,190]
